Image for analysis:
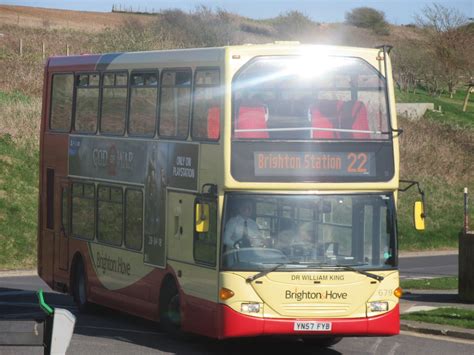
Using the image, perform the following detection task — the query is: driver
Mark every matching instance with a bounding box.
[223,201,264,249]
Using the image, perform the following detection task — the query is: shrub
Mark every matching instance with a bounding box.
[345,7,390,35]
[273,11,317,40]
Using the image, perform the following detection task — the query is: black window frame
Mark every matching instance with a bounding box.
[97,184,124,247]
[193,196,218,267]
[46,168,55,230]
[191,67,221,142]
[71,181,96,240]
[158,68,192,140]
[100,70,129,136]
[61,185,71,235]
[49,72,74,133]
[128,69,159,138]
[73,72,101,135]
[124,188,144,251]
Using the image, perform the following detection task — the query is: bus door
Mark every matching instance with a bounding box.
[57,180,70,271]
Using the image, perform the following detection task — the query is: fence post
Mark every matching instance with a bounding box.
[459,187,473,302]
[19,39,23,56]
[463,86,473,113]
[42,42,46,60]
[465,188,469,234]
[66,44,70,56]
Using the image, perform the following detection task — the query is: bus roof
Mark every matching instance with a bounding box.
[47,44,385,72]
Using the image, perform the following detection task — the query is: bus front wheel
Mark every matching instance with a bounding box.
[73,260,91,313]
[160,282,181,333]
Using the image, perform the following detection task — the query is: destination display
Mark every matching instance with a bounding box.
[231,141,394,182]
[254,151,375,177]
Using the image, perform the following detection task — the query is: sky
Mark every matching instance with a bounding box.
[2,0,473,24]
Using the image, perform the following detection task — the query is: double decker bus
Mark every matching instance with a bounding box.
[38,43,424,343]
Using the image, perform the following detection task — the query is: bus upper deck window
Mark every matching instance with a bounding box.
[129,72,158,137]
[50,74,73,132]
[101,72,128,136]
[75,73,99,133]
[192,69,221,141]
[231,56,389,141]
[159,69,191,139]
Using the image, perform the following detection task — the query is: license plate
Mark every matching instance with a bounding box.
[294,321,332,332]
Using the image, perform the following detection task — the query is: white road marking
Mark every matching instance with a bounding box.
[400,330,474,345]
[404,305,439,313]
[387,342,400,355]
[368,337,382,353]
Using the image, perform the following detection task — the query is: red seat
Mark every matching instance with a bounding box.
[340,101,370,139]
[350,101,369,139]
[207,106,220,139]
[235,106,269,139]
[309,100,342,139]
[310,100,370,139]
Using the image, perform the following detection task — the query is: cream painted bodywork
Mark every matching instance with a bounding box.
[166,191,219,302]
[222,44,399,192]
[88,242,154,290]
[220,270,400,319]
[81,44,400,314]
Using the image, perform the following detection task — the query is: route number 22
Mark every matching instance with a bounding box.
[347,153,368,173]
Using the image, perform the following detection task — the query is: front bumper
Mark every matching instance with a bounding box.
[217,304,399,339]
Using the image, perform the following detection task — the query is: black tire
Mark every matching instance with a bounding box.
[160,282,181,333]
[73,259,91,313]
[302,336,342,347]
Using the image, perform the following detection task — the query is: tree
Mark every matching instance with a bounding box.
[273,11,317,40]
[392,41,427,94]
[415,4,472,98]
[345,7,390,35]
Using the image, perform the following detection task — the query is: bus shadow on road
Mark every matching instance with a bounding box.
[402,291,460,304]
[0,287,341,353]
[73,306,342,354]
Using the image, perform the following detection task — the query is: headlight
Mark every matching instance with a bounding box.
[369,301,389,312]
[241,303,261,313]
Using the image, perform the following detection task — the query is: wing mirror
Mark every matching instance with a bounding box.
[413,201,425,231]
[195,203,210,233]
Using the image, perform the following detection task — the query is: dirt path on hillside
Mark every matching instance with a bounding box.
[0,5,154,32]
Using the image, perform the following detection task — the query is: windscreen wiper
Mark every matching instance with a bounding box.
[334,264,384,282]
[246,263,297,283]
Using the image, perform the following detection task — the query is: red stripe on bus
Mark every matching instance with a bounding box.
[217,304,399,339]
[48,55,102,72]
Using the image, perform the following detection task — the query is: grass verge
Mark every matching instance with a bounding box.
[400,277,458,290]
[0,134,38,270]
[395,88,474,128]
[401,307,474,329]
[0,90,41,151]
[395,87,473,250]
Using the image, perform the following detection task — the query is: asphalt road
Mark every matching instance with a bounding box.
[398,254,458,279]
[1,285,472,355]
[0,253,467,354]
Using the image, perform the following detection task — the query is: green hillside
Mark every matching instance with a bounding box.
[0,137,38,269]
[0,6,473,269]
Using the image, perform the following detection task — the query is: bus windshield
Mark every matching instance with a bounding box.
[232,55,389,140]
[221,193,396,271]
